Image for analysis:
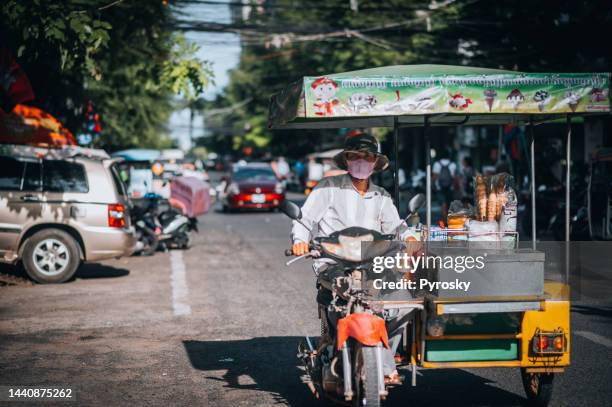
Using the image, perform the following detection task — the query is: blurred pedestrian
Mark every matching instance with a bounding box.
[307,157,324,182]
[460,156,475,200]
[294,159,305,188]
[276,156,290,180]
[432,149,458,218]
[495,153,511,174]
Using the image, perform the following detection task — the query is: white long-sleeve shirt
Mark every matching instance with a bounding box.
[291,174,404,244]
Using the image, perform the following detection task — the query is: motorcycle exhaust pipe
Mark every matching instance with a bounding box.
[342,344,353,400]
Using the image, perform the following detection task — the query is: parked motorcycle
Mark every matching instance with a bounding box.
[280,195,424,407]
[156,203,198,250]
[131,201,159,256]
[131,193,198,253]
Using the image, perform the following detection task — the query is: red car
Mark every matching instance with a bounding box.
[222,163,285,211]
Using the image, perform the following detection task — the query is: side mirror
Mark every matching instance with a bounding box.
[408,193,426,215]
[279,200,302,220]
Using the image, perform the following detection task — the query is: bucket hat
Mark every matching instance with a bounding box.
[333,133,389,172]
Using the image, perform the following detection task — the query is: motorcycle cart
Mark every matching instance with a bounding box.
[269,65,611,407]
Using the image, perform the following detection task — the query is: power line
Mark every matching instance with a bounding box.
[178,0,454,12]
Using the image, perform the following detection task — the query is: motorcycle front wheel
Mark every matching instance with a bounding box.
[352,345,381,407]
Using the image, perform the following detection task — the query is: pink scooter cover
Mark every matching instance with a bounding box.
[170,176,210,217]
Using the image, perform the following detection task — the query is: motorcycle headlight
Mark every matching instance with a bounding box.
[275,182,284,194]
[228,182,240,195]
[321,233,374,262]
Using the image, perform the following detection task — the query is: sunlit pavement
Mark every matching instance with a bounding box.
[1,200,611,406]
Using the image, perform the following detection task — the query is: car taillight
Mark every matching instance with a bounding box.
[532,329,566,354]
[108,203,126,228]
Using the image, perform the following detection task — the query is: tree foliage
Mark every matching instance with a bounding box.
[201,0,611,158]
[1,0,212,150]
[2,1,111,79]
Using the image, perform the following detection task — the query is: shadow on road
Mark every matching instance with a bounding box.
[183,337,314,406]
[0,262,129,284]
[571,304,612,319]
[184,336,526,406]
[76,263,130,279]
[0,263,31,285]
[387,369,526,406]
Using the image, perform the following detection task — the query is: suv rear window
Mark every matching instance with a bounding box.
[0,157,25,190]
[43,160,89,193]
[110,163,127,198]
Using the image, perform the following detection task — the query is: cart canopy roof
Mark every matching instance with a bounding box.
[268,64,610,129]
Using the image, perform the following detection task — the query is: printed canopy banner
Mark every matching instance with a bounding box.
[269,65,610,128]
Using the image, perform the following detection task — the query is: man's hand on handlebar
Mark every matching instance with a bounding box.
[292,241,309,256]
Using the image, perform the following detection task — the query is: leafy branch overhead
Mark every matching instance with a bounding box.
[155,36,214,102]
[1,0,213,148]
[200,0,611,157]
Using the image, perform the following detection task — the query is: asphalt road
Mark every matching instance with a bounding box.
[1,198,611,406]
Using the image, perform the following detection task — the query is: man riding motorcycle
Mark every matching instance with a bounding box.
[291,133,411,384]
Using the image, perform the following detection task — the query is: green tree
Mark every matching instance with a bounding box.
[199,0,447,156]
[200,0,611,158]
[1,0,212,149]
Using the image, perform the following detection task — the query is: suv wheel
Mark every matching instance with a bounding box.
[22,229,81,284]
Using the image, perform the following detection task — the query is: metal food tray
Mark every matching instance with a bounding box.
[418,240,545,300]
[421,226,519,249]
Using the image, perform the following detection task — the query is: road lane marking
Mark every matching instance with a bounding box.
[575,331,612,348]
[170,250,191,316]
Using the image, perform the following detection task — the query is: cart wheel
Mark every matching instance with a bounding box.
[521,368,554,407]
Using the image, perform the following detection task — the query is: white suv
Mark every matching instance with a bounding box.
[0,149,137,283]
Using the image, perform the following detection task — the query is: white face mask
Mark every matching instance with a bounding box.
[347,159,375,180]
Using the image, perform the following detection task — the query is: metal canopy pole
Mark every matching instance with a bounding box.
[565,115,572,242]
[424,116,431,235]
[565,115,572,283]
[529,117,536,250]
[497,125,503,166]
[393,116,400,208]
